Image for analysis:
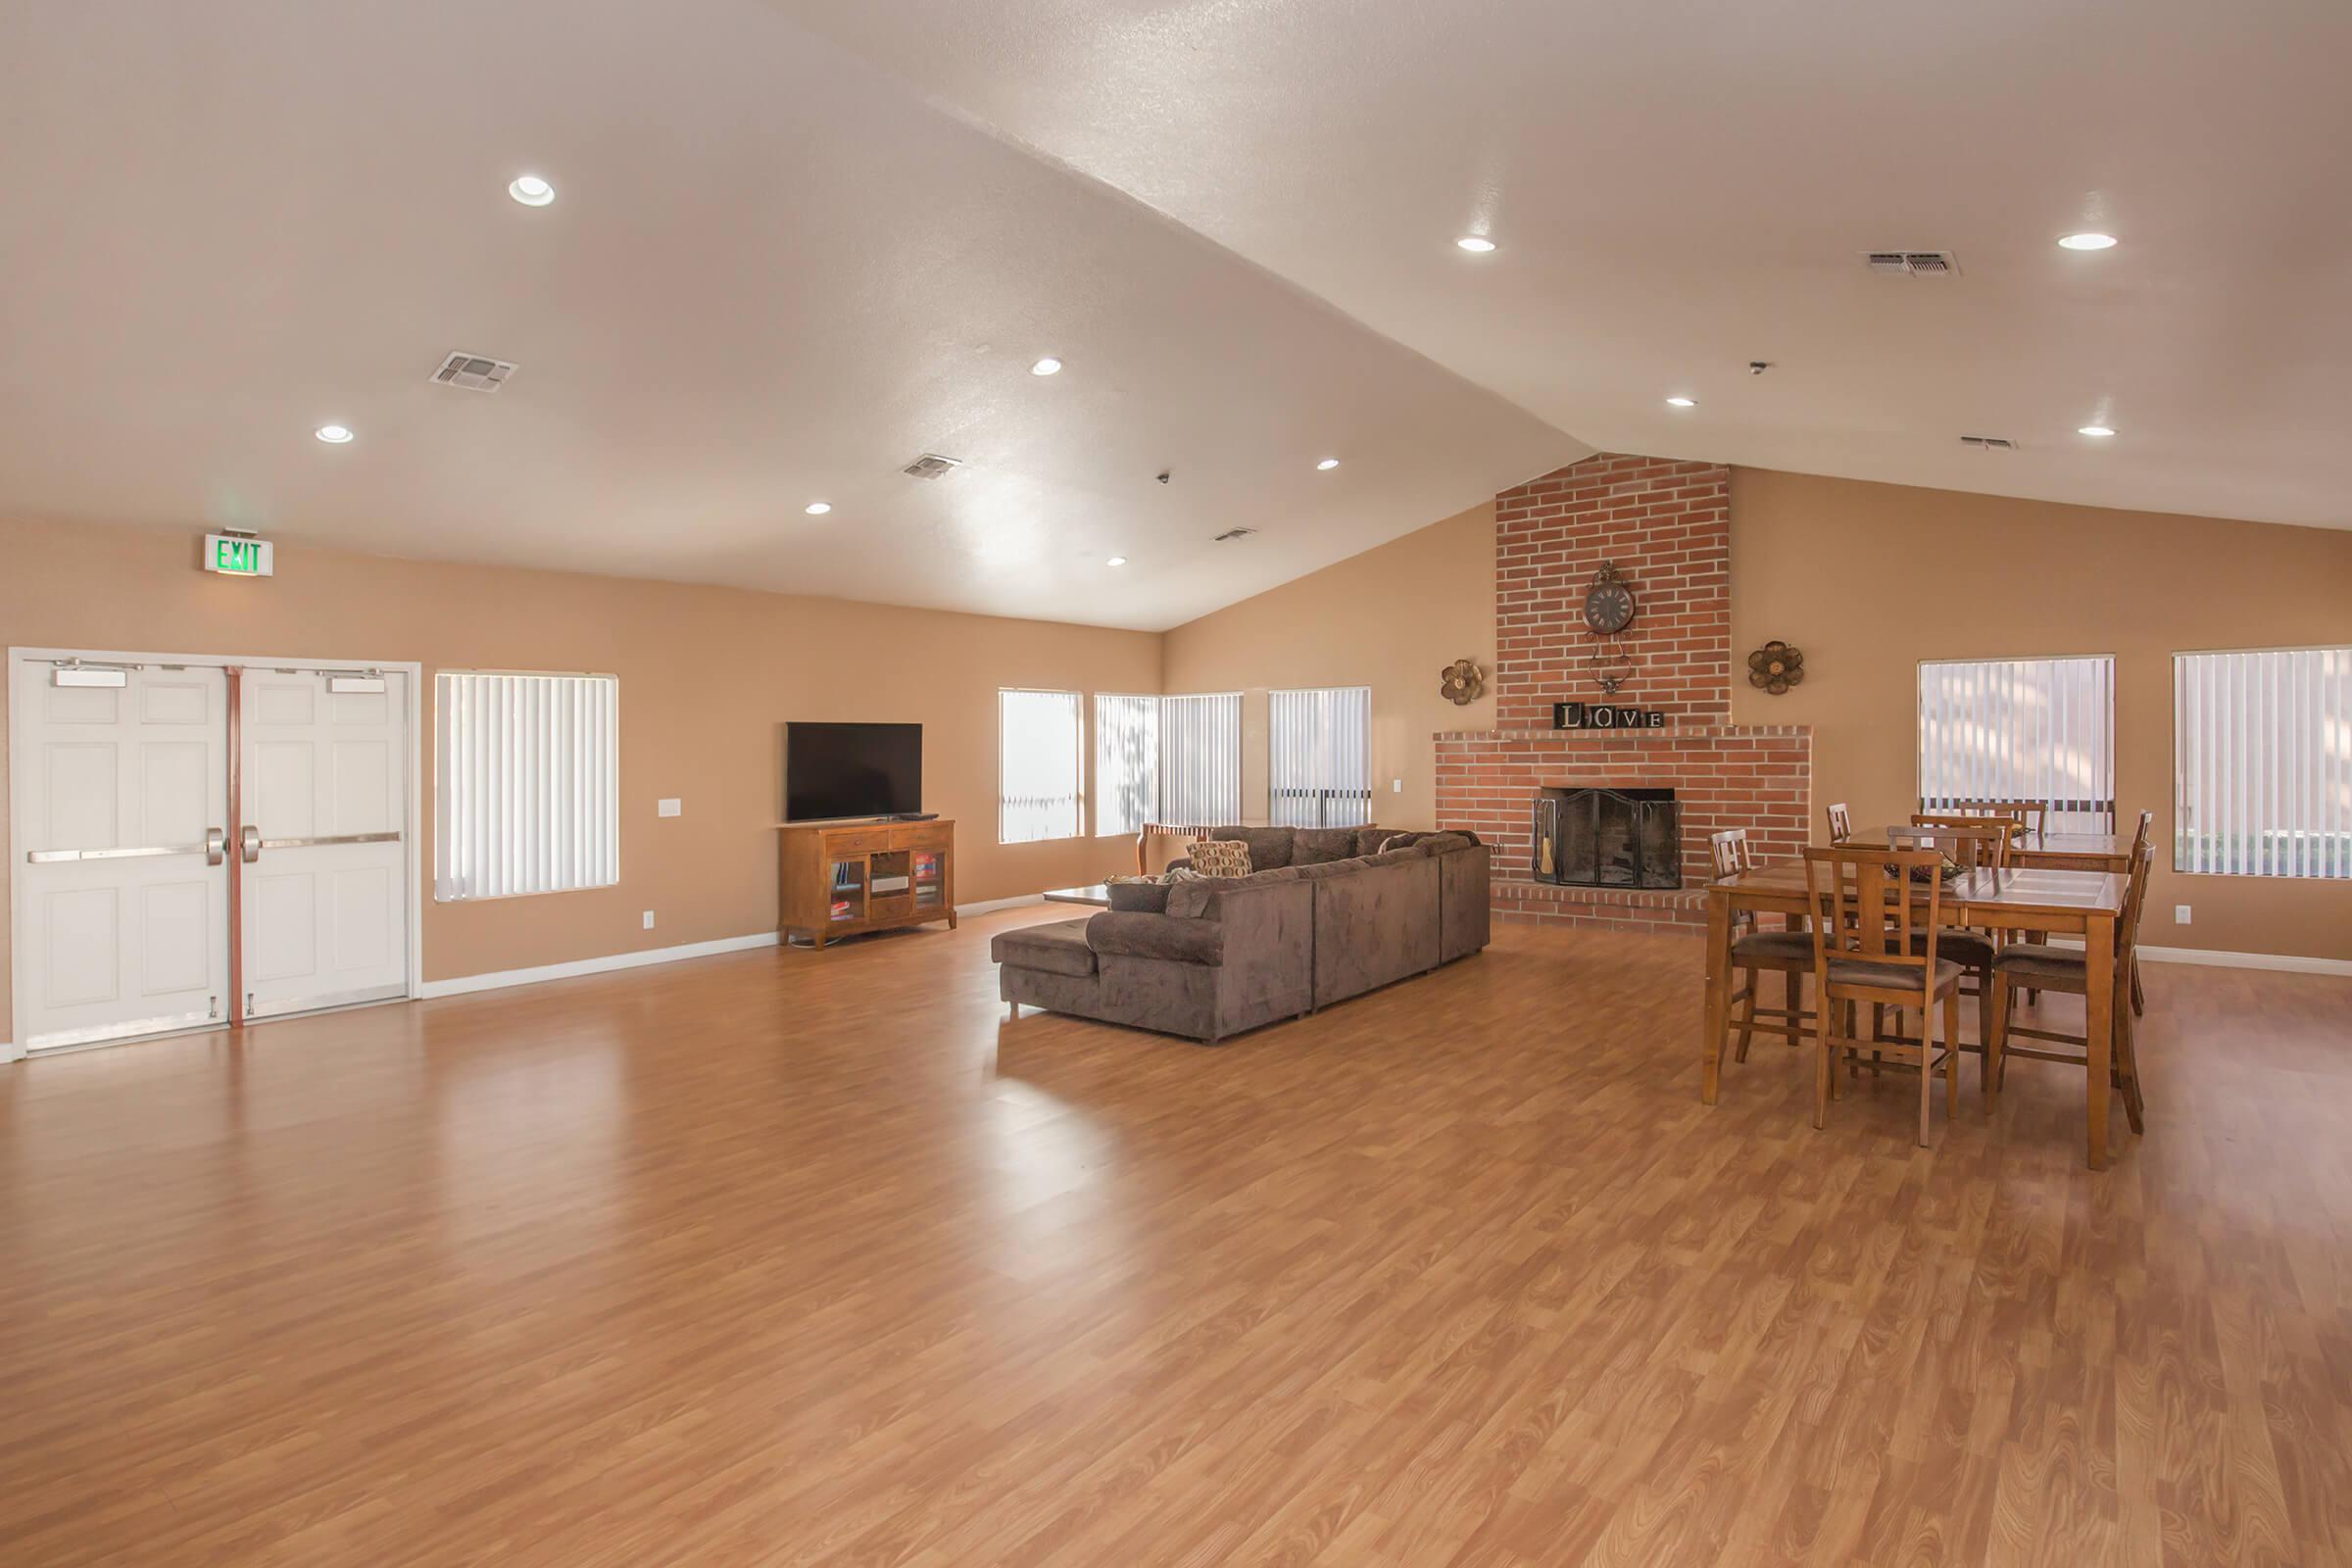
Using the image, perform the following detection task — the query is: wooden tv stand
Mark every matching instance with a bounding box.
[779,818,956,950]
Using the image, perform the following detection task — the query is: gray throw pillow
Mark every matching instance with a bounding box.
[1107,881,1172,913]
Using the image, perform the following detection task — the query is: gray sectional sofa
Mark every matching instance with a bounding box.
[991,825,1491,1044]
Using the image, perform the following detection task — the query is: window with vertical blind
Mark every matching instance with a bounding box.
[1158,692,1242,827]
[1094,694,1160,837]
[1916,656,2116,831]
[1269,686,1373,827]
[2175,647,2352,877]
[999,688,1083,844]
[434,671,619,901]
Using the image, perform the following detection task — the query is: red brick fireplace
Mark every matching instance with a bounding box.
[1435,453,1811,929]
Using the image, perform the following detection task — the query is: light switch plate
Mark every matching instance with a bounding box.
[1392,778,1403,793]
[2174,905,2191,924]
[658,798,682,817]
[643,910,656,929]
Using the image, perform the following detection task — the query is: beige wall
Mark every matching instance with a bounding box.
[1,515,1160,1025]
[1160,502,1495,831]
[1729,467,2352,962]
[1158,469,2352,964]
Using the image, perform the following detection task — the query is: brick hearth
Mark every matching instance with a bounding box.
[1436,452,1813,930]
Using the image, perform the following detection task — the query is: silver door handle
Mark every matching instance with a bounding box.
[29,833,230,865]
[255,831,402,851]
[241,825,262,862]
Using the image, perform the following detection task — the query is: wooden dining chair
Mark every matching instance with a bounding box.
[1890,822,2010,1035]
[1985,842,2153,1137]
[2125,808,2153,1017]
[1802,846,1966,1147]
[1708,829,1812,1065]
[1917,810,2042,996]
[1969,799,2049,836]
[1826,802,1853,841]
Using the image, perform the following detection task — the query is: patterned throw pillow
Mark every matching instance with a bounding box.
[1189,839,1253,879]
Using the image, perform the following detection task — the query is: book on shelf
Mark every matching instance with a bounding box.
[870,874,910,894]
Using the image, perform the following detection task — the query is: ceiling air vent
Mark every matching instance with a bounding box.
[430,352,517,392]
[1866,250,1961,278]
[1959,434,2019,451]
[1212,526,1257,543]
[900,453,962,480]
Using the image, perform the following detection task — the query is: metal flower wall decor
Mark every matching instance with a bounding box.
[1439,659,1486,706]
[1745,640,1806,695]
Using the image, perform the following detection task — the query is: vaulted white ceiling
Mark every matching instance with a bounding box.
[0,0,1581,631]
[4,0,2344,635]
[774,0,2352,533]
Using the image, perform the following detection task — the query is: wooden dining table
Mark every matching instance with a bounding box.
[1702,858,2131,1168]
[1851,826,2133,873]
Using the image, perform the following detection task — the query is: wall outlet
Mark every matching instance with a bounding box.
[643,910,656,930]
[2174,904,2191,925]
[658,798,682,817]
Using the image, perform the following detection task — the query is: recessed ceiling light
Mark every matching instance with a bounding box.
[2078,425,2116,438]
[805,501,832,514]
[2057,232,2116,251]
[314,423,354,444]
[1666,396,1696,409]
[1454,235,1496,254]
[1031,357,1062,376]
[1316,457,1341,470]
[509,174,555,207]
[1105,556,1127,566]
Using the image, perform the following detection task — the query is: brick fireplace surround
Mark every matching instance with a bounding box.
[1435,453,1812,930]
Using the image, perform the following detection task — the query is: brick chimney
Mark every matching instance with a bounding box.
[1435,454,1812,930]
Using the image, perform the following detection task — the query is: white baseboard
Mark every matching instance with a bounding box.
[2139,945,2352,977]
[420,932,782,1000]
[0,1040,21,1064]
[420,903,1039,1004]
[956,894,1045,916]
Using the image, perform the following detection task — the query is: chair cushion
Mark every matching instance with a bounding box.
[990,918,1099,978]
[1827,956,1962,992]
[1993,943,2088,983]
[1909,929,1996,965]
[1731,930,1813,963]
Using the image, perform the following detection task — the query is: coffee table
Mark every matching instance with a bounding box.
[1042,884,1112,906]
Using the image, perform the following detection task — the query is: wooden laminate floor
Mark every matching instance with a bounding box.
[4,912,2350,1567]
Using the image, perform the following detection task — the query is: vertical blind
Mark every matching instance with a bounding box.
[999,688,1083,844]
[1269,686,1373,827]
[1094,693,1159,837]
[2175,647,2352,877]
[1159,693,1242,827]
[434,672,619,901]
[1917,656,2116,831]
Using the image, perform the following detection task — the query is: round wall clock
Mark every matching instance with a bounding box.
[1583,562,1637,636]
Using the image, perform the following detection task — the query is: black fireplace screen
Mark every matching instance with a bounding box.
[1533,787,1682,889]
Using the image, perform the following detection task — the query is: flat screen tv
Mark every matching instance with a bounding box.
[784,722,922,821]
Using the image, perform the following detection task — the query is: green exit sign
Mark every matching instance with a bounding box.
[203,533,274,577]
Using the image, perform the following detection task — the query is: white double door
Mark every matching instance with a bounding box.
[11,657,412,1051]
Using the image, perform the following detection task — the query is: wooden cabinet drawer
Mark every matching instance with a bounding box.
[889,823,951,851]
[825,829,886,856]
